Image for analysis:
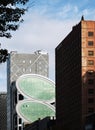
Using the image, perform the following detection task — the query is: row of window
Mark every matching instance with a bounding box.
[87,32,94,114]
[88,31,94,47]
[22,68,48,72]
[87,31,94,97]
[22,60,43,64]
[87,33,94,70]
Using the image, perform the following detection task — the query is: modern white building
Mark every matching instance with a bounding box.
[16,74,55,123]
[7,51,49,130]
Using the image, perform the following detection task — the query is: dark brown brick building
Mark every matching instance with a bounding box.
[55,18,95,130]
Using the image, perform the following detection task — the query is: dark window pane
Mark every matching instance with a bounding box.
[88,79,94,84]
[88,89,94,94]
[88,60,94,65]
[19,118,22,124]
[88,32,94,36]
[88,108,94,113]
[88,41,94,46]
[19,94,23,100]
[14,115,17,125]
[88,98,94,103]
[15,91,17,104]
[88,51,94,56]
[19,126,22,130]
[87,70,94,75]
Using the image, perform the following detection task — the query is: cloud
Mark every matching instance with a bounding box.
[1,12,75,50]
[1,0,95,91]
[0,11,78,86]
[82,9,95,19]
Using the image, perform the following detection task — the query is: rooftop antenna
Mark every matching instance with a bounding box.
[81,15,84,21]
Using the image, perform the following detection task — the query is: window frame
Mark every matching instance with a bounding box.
[87,70,94,75]
[88,107,94,113]
[88,31,94,36]
[88,89,94,94]
[88,50,94,56]
[88,60,94,65]
[88,41,94,46]
[88,79,94,85]
[88,98,94,103]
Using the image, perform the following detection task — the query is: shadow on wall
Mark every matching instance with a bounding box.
[82,70,95,130]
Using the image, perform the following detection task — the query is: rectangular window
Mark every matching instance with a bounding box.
[15,91,17,103]
[88,60,94,65]
[19,94,23,100]
[88,89,94,94]
[88,98,94,103]
[88,51,94,56]
[88,41,94,46]
[14,116,17,125]
[88,79,94,85]
[19,127,22,130]
[19,118,22,124]
[88,108,94,113]
[88,32,94,36]
[87,70,94,75]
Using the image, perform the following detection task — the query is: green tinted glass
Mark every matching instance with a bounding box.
[19,101,55,122]
[17,75,55,101]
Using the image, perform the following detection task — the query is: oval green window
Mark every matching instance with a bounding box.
[16,74,55,102]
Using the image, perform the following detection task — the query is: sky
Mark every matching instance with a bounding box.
[0,0,95,91]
